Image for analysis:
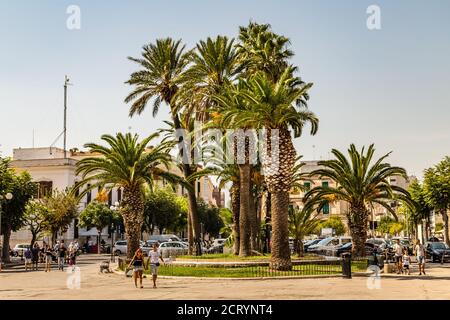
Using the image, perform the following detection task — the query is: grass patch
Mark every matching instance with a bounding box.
[139,261,366,278]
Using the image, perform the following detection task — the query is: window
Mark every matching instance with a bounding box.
[304,182,311,191]
[197,181,201,197]
[108,191,112,206]
[36,181,53,199]
[322,181,329,187]
[117,188,122,202]
[322,202,330,214]
[86,184,92,204]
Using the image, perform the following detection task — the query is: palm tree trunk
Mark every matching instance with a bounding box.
[249,179,258,252]
[238,164,251,256]
[122,186,144,259]
[348,204,369,257]
[269,191,292,270]
[230,184,240,255]
[186,180,201,255]
[442,209,450,246]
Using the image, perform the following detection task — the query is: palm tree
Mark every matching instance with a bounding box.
[288,205,320,256]
[305,144,411,257]
[75,132,182,259]
[216,69,318,270]
[124,38,203,255]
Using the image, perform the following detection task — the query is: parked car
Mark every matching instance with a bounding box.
[148,234,182,243]
[114,240,157,256]
[158,241,188,258]
[307,237,334,254]
[303,239,321,252]
[425,242,450,263]
[333,242,379,257]
[11,244,31,257]
[318,237,352,256]
[392,237,413,255]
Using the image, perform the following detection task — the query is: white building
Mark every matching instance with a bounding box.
[9,147,220,246]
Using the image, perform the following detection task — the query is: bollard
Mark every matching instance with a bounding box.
[341,253,352,279]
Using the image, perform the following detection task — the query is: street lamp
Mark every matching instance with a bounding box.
[109,201,120,263]
[0,192,13,272]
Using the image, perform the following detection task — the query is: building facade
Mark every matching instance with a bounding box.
[9,147,220,246]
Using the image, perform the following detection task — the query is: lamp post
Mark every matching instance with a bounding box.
[109,201,120,263]
[0,192,13,272]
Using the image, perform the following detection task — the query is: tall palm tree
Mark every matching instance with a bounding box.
[305,144,411,257]
[216,68,318,270]
[124,38,203,255]
[75,132,182,259]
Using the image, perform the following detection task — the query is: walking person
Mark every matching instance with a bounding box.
[31,243,40,271]
[393,239,403,274]
[414,239,426,275]
[148,243,164,289]
[128,248,145,288]
[57,240,67,271]
[24,247,32,271]
[44,244,53,272]
[402,249,411,275]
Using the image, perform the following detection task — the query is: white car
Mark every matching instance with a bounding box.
[12,244,31,257]
[158,241,188,258]
[113,240,150,256]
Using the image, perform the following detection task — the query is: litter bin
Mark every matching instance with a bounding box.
[341,253,352,279]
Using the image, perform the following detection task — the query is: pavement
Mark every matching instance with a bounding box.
[0,254,449,300]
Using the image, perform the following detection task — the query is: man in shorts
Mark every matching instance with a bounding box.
[393,240,403,274]
[148,243,164,288]
[414,239,426,275]
[24,247,32,271]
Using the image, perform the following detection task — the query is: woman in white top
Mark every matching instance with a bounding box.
[414,240,426,275]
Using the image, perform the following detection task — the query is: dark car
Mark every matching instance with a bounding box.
[334,242,378,257]
[425,242,450,263]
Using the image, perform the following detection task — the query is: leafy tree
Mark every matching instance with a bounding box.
[75,132,183,259]
[197,200,224,239]
[423,156,450,246]
[143,187,187,235]
[23,201,50,247]
[317,216,347,237]
[305,144,411,257]
[0,163,36,262]
[41,189,78,245]
[377,216,404,236]
[78,201,119,253]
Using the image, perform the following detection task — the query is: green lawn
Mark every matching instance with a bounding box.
[138,261,367,278]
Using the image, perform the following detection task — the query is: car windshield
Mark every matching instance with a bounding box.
[431,243,449,250]
[316,238,333,246]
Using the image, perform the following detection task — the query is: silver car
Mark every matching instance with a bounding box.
[158,241,188,258]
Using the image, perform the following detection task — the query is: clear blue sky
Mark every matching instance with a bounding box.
[1,0,449,178]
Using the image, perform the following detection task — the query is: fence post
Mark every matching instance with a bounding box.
[341,253,352,279]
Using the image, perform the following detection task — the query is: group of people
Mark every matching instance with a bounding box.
[392,239,426,275]
[128,243,164,289]
[23,240,79,272]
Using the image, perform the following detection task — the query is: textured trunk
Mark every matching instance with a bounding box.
[30,232,37,248]
[262,128,295,270]
[295,236,304,257]
[172,112,201,255]
[1,225,11,263]
[186,182,202,255]
[238,164,251,257]
[442,209,450,246]
[122,186,144,259]
[269,191,292,270]
[98,231,101,254]
[348,203,369,257]
[255,193,262,252]
[249,179,258,252]
[230,183,240,255]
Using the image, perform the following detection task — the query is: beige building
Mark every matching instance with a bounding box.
[9,147,220,246]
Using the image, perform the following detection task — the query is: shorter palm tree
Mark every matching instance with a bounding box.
[305,144,411,257]
[288,205,320,257]
[75,132,183,259]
